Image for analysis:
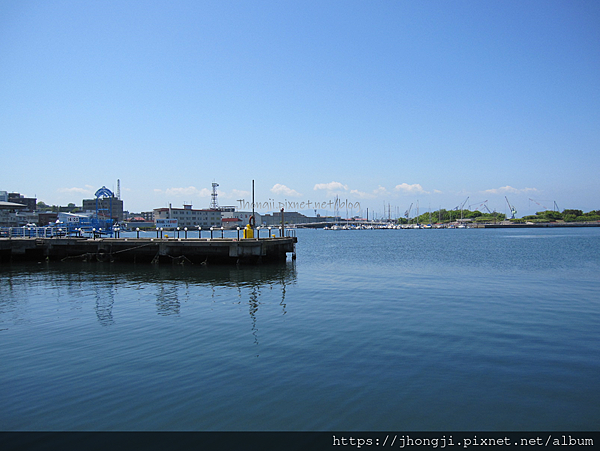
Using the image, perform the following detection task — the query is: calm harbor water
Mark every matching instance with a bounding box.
[1,227,599,431]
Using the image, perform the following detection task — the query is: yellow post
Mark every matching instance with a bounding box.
[243,224,254,239]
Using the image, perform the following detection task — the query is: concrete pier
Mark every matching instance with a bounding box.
[0,236,297,265]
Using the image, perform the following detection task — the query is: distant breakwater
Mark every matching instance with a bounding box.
[472,222,600,228]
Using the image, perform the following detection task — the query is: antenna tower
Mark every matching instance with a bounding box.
[210,182,219,209]
[116,179,121,200]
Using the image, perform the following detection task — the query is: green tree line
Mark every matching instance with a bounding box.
[518,210,600,223]
[398,209,506,224]
[397,208,600,224]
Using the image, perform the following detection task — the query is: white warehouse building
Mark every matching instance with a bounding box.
[153,204,222,229]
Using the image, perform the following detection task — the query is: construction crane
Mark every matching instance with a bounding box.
[505,197,517,219]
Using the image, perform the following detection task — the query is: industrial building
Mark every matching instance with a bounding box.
[1,192,37,211]
[0,200,29,227]
[0,192,37,226]
[153,204,224,229]
[82,197,124,222]
[221,210,262,229]
[261,211,339,226]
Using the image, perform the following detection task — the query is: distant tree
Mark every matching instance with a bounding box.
[575,212,600,222]
[563,209,583,217]
[541,210,562,221]
[465,210,482,219]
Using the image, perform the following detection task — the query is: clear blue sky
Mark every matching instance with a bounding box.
[1,0,598,218]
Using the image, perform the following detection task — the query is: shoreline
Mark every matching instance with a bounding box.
[471,222,600,228]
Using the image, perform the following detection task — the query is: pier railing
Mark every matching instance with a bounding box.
[1,226,298,264]
[0,226,69,238]
[1,225,297,240]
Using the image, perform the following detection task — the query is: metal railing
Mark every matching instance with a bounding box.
[0,226,67,238]
[0,226,114,238]
[2,225,298,240]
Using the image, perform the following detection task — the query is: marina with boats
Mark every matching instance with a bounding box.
[321,221,600,230]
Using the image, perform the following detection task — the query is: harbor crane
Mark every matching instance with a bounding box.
[405,203,413,220]
[505,197,517,219]
[529,198,548,210]
[529,198,560,212]
[469,200,488,212]
[468,199,497,221]
[459,197,469,220]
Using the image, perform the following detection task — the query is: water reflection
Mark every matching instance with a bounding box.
[156,283,180,316]
[249,285,259,345]
[94,285,115,326]
[0,262,297,334]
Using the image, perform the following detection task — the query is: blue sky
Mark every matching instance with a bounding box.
[1,0,598,218]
